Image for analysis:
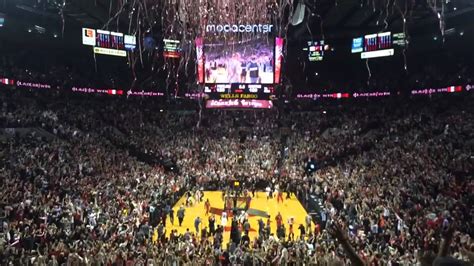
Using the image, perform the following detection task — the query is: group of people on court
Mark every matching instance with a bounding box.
[266,183,291,203]
[170,187,315,248]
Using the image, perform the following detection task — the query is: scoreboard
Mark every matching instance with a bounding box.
[203,81,275,108]
[83,28,136,57]
[163,39,181,58]
[204,84,275,100]
[364,32,391,52]
[110,32,124,50]
[303,40,330,62]
[352,31,405,59]
[96,30,111,48]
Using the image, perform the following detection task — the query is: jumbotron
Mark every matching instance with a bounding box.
[206,24,273,34]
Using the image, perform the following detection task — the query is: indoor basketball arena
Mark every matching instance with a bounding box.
[0,0,473,265]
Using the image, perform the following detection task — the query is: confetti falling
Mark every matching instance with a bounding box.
[99,0,294,125]
[93,0,456,98]
[104,1,292,81]
[427,0,446,43]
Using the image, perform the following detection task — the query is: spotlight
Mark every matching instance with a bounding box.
[305,158,318,174]
[144,35,157,50]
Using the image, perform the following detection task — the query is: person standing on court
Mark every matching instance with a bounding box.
[277,186,284,203]
[205,199,211,216]
[305,214,312,232]
[243,219,251,235]
[209,214,216,235]
[177,205,185,227]
[258,218,265,238]
[266,185,272,199]
[266,218,272,237]
[276,212,283,228]
[194,217,201,234]
[298,224,306,240]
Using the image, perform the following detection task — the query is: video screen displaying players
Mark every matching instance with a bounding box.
[204,38,274,84]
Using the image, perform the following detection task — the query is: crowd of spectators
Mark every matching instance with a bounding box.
[0,50,473,265]
[280,98,473,264]
[1,83,472,265]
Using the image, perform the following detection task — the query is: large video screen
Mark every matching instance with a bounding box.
[204,38,274,84]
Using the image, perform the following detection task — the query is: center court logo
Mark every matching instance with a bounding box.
[206,24,273,34]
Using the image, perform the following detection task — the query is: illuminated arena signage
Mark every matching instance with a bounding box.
[219,93,259,99]
[206,24,273,33]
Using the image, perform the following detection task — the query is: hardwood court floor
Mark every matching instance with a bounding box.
[166,191,313,244]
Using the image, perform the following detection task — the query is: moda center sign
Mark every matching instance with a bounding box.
[206,24,273,34]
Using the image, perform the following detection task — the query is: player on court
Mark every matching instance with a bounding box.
[277,187,284,203]
[221,211,228,227]
[205,199,211,216]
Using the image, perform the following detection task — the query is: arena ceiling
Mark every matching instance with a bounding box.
[1,0,473,93]
[3,0,474,42]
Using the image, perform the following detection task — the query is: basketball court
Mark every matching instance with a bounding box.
[165,191,313,244]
